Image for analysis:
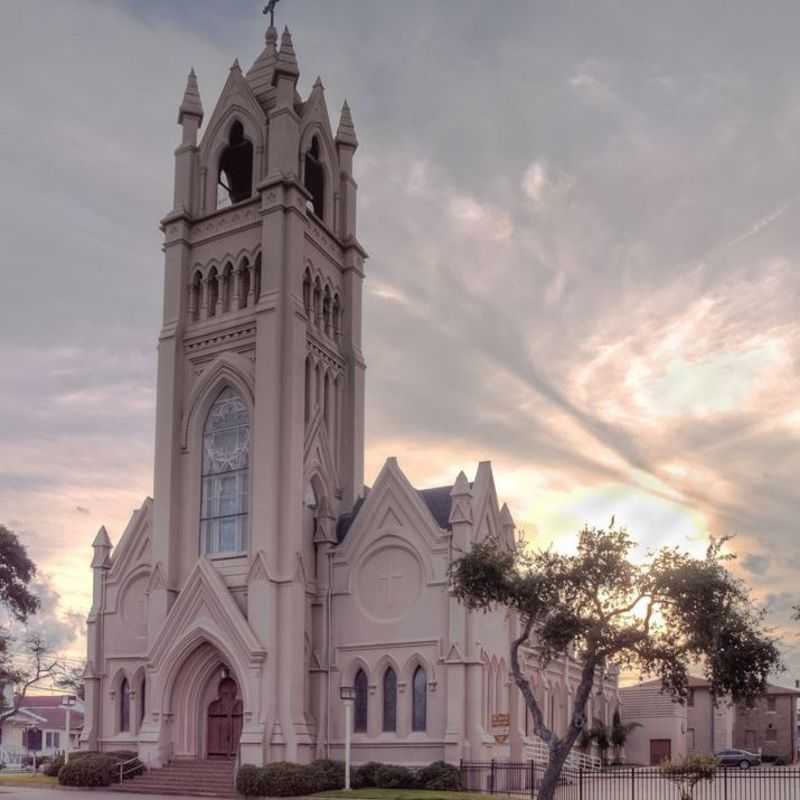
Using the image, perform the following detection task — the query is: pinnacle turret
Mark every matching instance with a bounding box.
[178,67,203,125]
[336,100,358,148]
[276,25,299,76]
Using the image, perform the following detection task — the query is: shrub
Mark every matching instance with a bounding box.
[307,759,345,791]
[43,753,65,777]
[375,764,416,789]
[237,764,268,797]
[417,760,462,791]
[59,754,119,787]
[352,761,383,788]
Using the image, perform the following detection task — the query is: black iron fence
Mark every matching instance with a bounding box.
[460,761,800,800]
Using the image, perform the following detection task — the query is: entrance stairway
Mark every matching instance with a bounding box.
[113,758,237,798]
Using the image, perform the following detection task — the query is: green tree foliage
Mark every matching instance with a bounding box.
[661,755,718,800]
[450,525,781,800]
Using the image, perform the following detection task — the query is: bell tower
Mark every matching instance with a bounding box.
[150,16,367,761]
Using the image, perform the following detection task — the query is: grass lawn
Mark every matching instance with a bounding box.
[320,790,497,800]
[0,772,58,787]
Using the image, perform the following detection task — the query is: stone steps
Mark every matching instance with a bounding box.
[112,758,237,798]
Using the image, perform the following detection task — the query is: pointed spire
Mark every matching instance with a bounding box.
[449,471,473,526]
[93,525,112,548]
[336,99,358,148]
[178,67,204,125]
[231,58,241,72]
[276,25,299,77]
[265,24,278,51]
[91,526,112,568]
[313,75,324,90]
[247,25,279,105]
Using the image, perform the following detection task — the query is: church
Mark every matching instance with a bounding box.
[81,20,620,770]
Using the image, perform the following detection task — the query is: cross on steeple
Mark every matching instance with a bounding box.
[263,0,282,28]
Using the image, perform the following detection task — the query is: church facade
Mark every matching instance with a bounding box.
[81,23,620,769]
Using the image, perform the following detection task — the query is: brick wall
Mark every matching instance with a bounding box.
[734,693,797,763]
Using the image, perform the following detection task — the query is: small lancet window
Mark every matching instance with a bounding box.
[323,288,331,335]
[412,666,427,732]
[120,678,131,733]
[303,270,312,317]
[218,120,254,208]
[383,667,397,732]
[207,268,219,317]
[200,387,249,556]
[222,264,234,312]
[304,136,325,219]
[354,669,368,733]
[254,254,262,304]
[191,271,203,322]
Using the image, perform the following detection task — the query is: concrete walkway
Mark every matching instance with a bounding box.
[2,788,210,800]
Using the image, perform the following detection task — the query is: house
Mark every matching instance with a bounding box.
[0,695,83,766]
[621,677,800,765]
[80,16,621,771]
[733,683,800,764]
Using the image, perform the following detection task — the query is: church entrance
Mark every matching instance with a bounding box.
[206,676,243,758]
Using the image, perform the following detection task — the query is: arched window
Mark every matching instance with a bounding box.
[354,669,368,733]
[412,666,427,732]
[254,253,262,303]
[332,294,341,338]
[323,372,330,427]
[303,270,312,316]
[218,120,254,208]
[120,678,130,733]
[383,667,397,732]
[191,271,203,322]
[239,262,251,309]
[207,268,219,318]
[304,136,325,218]
[304,357,311,424]
[200,387,249,555]
[139,678,146,727]
[222,263,234,313]
[313,279,321,326]
[323,287,331,335]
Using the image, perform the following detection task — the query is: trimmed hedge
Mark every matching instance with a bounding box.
[237,758,463,796]
[59,755,120,787]
[417,760,462,791]
[57,751,144,787]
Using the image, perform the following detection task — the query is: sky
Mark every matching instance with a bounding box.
[0,1,798,679]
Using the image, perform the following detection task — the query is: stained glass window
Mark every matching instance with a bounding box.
[200,387,249,555]
[383,667,397,732]
[412,666,427,732]
[354,669,368,733]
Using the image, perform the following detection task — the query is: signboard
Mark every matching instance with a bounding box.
[491,713,510,744]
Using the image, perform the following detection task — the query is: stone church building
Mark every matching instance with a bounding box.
[81,22,620,769]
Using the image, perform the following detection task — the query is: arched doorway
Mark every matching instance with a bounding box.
[206,676,243,758]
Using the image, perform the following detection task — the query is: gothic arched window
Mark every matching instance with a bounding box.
[218,120,254,208]
[139,677,146,727]
[200,387,249,556]
[304,136,325,218]
[383,667,397,732]
[254,253,262,303]
[191,271,203,322]
[412,666,427,732]
[354,669,368,733]
[120,678,130,733]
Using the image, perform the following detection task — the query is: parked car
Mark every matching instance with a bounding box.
[714,749,762,769]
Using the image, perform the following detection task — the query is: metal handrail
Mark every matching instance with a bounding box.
[118,755,143,784]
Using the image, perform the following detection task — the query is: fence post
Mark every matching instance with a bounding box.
[630,766,635,800]
[579,766,584,800]
[723,767,728,800]
[490,759,496,794]
[530,759,535,799]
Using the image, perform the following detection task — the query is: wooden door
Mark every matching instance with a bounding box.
[207,677,243,758]
[650,739,672,765]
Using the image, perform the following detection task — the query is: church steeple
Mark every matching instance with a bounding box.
[178,67,203,127]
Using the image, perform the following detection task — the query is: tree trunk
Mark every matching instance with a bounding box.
[537,742,574,800]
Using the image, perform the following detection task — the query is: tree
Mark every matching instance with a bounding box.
[0,634,62,723]
[450,525,781,800]
[609,707,639,764]
[661,755,718,800]
[54,661,87,701]
[0,525,62,722]
[0,525,40,694]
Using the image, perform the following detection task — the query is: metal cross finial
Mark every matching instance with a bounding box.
[263,0,281,27]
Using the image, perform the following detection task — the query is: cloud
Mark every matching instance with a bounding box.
[2,0,800,675]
